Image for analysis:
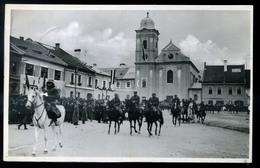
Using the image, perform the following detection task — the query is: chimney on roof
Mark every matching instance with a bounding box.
[224,60,227,72]
[74,49,81,58]
[20,36,24,41]
[55,43,60,50]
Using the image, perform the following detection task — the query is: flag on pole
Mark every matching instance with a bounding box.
[110,69,116,84]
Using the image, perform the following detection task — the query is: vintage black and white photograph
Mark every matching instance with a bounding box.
[4,5,253,162]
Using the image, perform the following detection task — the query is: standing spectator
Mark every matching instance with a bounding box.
[82,102,88,124]
[17,99,29,130]
[72,101,79,125]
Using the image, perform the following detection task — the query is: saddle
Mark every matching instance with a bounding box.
[45,102,61,119]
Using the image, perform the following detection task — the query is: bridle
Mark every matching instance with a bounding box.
[27,90,46,128]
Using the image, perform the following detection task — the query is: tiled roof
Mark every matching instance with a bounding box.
[203,65,245,84]
[38,43,95,74]
[100,66,135,80]
[91,66,110,76]
[10,36,67,66]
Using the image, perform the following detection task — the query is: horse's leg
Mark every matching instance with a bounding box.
[51,125,58,151]
[154,122,158,135]
[134,119,138,133]
[108,121,111,134]
[129,119,132,135]
[32,127,40,156]
[158,122,162,136]
[58,124,63,148]
[43,128,48,154]
[147,122,152,136]
[114,121,117,134]
[138,116,142,134]
[118,121,120,133]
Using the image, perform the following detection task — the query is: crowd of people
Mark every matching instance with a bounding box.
[8,80,249,130]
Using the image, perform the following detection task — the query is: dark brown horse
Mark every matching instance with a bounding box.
[125,99,143,135]
[107,100,123,134]
[145,106,164,136]
[171,101,181,126]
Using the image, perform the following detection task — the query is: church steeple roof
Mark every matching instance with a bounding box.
[139,12,155,30]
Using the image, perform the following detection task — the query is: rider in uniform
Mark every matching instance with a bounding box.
[111,93,121,111]
[172,95,180,106]
[42,79,61,126]
[148,93,159,113]
[130,91,140,108]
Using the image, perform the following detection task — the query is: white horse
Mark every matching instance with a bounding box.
[25,86,65,156]
[187,102,195,123]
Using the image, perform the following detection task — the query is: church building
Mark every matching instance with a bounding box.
[134,13,201,101]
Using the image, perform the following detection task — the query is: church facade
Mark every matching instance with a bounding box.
[134,13,201,101]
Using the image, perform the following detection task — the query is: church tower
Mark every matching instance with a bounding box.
[135,12,160,100]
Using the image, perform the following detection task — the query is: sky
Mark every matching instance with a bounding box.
[9,6,252,70]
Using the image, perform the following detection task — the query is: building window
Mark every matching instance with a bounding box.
[95,79,98,87]
[208,100,213,105]
[88,77,92,86]
[54,70,61,80]
[70,91,73,98]
[217,87,221,95]
[228,87,232,95]
[167,70,173,83]
[209,87,213,95]
[126,81,131,88]
[41,67,48,78]
[102,81,105,87]
[77,75,82,86]
[78,92,80,98]
[116,81,121,88]
[143,40,147,49]
[237,87,241,95]
[142,79,146,88]
[98,94,100,99]
[70,73,74,84]
[25,63,34,76]
[155,42,158,48]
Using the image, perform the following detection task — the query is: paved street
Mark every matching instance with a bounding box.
[6,111,250,161]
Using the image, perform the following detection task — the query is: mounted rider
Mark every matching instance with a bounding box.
[130,91,140,109]
[171,95,180,110]
[148,93,160,114]
[111,93,121,111]
[42,79,61,126]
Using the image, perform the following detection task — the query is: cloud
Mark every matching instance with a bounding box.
[179,34,248,70]
[80,28,135,68]
[39,23,135,68]
[40,21,83,50]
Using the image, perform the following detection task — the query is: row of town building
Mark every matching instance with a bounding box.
[9,13,251,106]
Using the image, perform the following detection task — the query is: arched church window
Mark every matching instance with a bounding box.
[167,70,173,83]
[143,40,147,49]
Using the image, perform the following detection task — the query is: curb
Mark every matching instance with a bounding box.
[204,120,249,133]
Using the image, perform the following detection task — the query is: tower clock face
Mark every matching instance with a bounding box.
[168,53,174,59]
